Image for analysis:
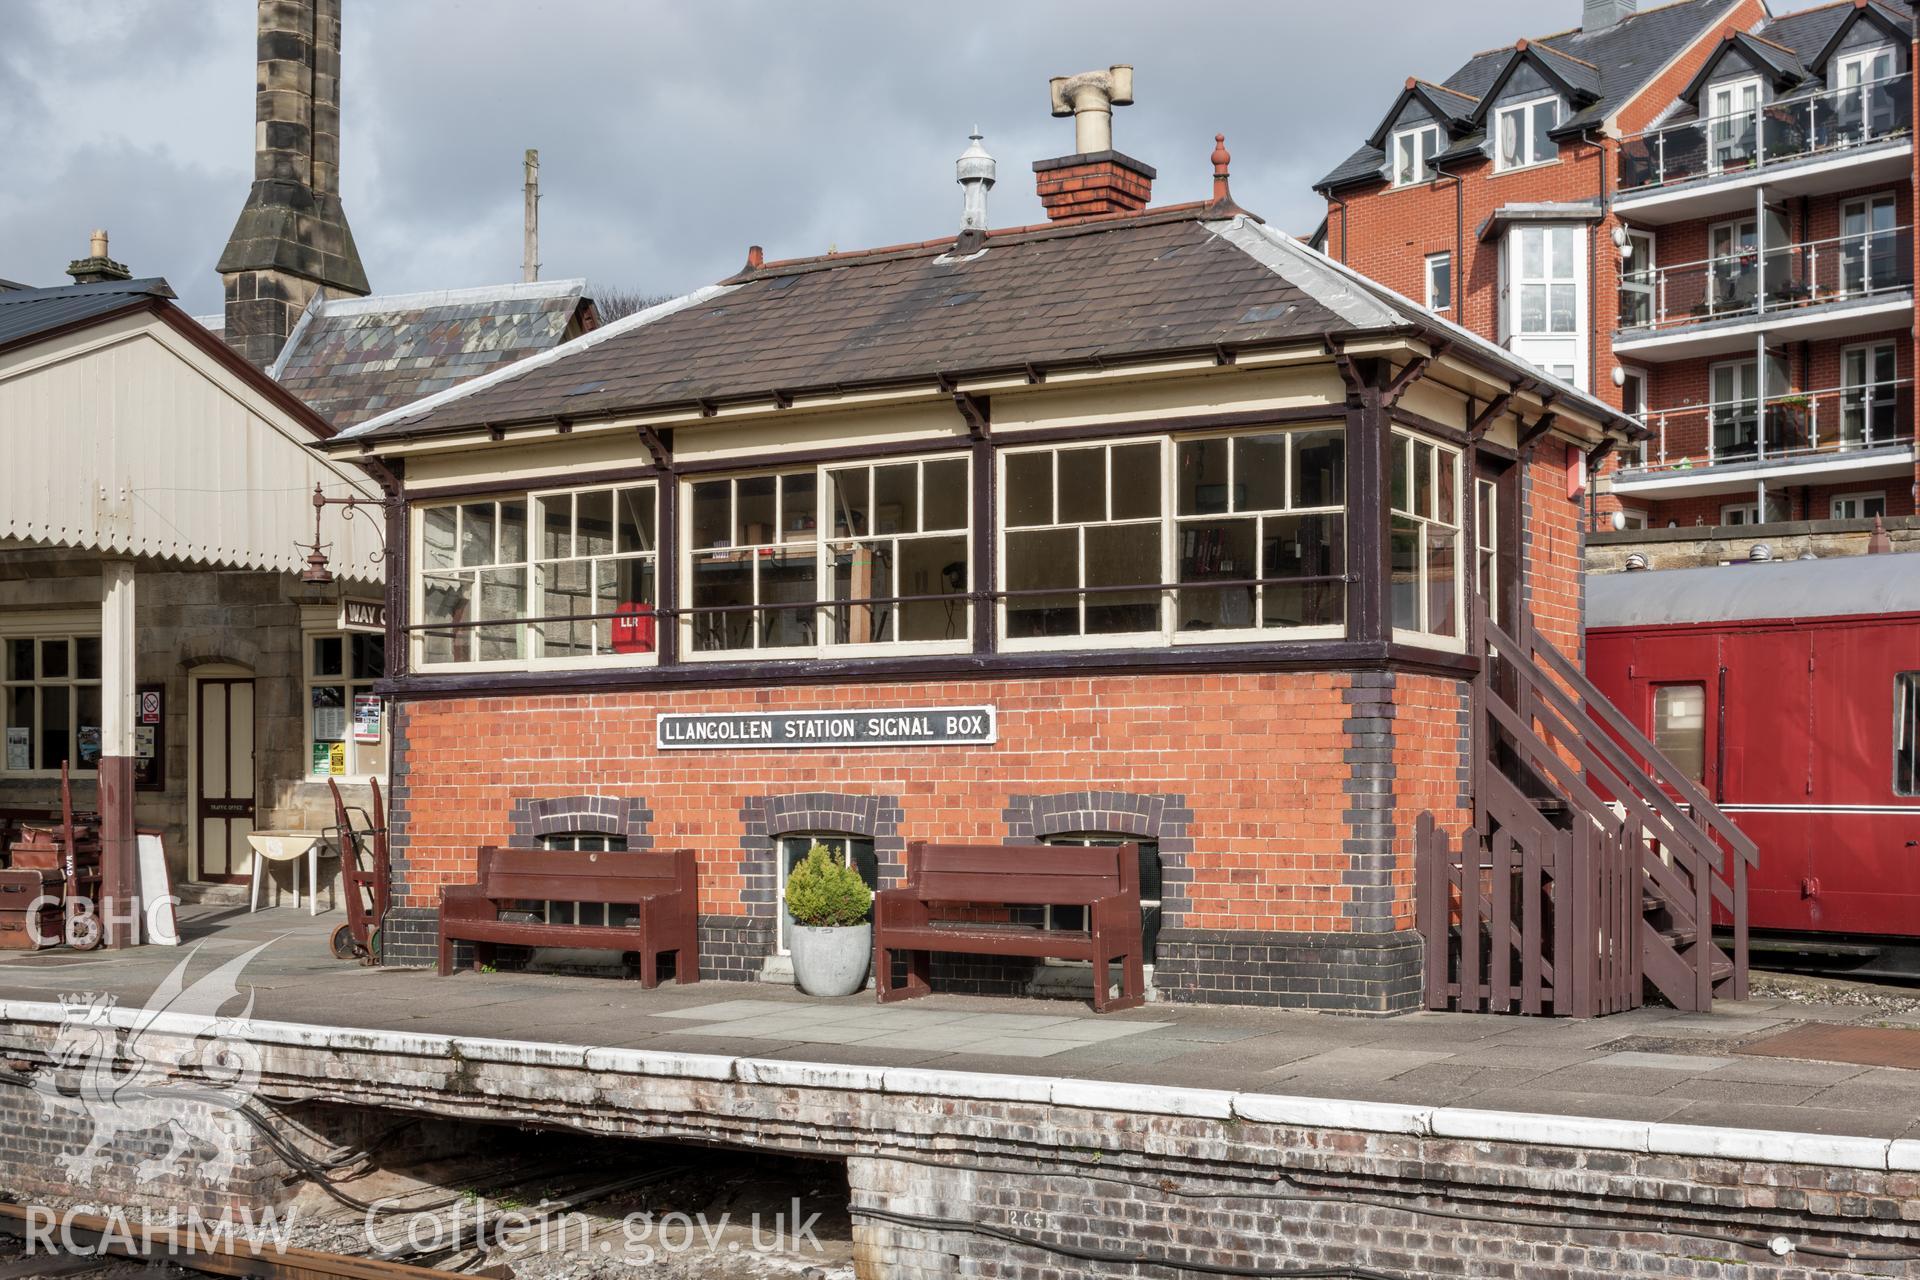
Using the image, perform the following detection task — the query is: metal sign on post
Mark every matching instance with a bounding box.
[657,706,997,750]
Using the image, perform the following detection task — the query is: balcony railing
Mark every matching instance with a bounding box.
[1618,225,1912,333]
[1619,74,1912,194]
[1624,380,1915,475]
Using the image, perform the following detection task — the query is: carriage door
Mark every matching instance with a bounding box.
[193,675,256,883]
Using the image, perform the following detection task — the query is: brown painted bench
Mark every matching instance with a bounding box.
[874,840,1145,1012]
[437,846,699,986]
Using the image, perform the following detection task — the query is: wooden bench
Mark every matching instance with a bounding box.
[437,846,699,986]
[873,840,1145,1012]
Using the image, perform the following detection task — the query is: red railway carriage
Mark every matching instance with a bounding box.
[1587,554,1920,976]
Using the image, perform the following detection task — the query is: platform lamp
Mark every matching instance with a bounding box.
[299,482,395,586]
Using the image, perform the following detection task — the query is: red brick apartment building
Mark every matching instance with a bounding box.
[1314,0,1919,557]
[321,76,1748,1015]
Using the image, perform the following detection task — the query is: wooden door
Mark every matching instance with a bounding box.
[195,677,255,882]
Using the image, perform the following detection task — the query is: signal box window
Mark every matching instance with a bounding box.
[1896,673,1919,797]
[1653,684,1707,783]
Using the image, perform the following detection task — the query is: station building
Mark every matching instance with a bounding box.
[326,85,1644,1011]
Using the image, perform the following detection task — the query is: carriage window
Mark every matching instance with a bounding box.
[1896,673,1919,797]
[1654,684,1707,782]
[776,833,879,954]
[539,832,630,927]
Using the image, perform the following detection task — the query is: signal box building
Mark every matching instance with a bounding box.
[326,91,1653,1012]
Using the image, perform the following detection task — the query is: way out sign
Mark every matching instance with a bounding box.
[657,706,996,750]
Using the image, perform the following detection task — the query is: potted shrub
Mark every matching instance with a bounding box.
[784,842,874,997]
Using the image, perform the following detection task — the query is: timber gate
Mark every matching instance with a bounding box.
[1416,607,1756,1015]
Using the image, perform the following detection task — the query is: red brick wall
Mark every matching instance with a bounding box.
[1524,436,1584,655]
[1390,673,1470,930]
[394,671,1429,936]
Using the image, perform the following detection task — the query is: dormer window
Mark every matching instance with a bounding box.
[1493,97,1560,172]
[1389,125,1442,187]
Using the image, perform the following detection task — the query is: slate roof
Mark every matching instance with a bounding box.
[1317,0,1743,190]
[336,205,1637,446]
[0,278,177,355]
[271,279,593,429]
[1660,0,1910,122]
[1588,551,1920,627]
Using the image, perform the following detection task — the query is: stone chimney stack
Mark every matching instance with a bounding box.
[1033,65,1155,222]
[66,230,132,285]
[217,0,368,368]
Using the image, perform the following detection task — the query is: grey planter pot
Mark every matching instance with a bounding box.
[789,921,872,997]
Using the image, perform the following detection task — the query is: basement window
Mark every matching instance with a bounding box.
[776,833,878,954]
[540,832,632,927]
[1041,833,1163,964]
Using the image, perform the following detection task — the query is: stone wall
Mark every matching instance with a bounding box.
[1588,514,1920,574]
[2,1010,1912,1279]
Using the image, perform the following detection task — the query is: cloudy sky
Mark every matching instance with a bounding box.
[4,0,1569,315]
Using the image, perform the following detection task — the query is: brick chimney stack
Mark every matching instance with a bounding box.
[1033,65,1156,222]
[217,0,368,368]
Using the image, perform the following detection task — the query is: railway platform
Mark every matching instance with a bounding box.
[2,907,1919,1277]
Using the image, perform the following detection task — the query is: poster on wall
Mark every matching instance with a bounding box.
[77,726,101,766]
[329,742,347,775]
[5,726,27,771]
[134,683,165,790]
[352,694,382,744]
[312,690,348,743]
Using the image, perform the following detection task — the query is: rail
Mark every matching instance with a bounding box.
[1623,379,1914,475]
[1619,72,1912,193]
[1619,225,1913,333]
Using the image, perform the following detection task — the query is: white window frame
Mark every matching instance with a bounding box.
[1718,498,1786,526]
[1830,490,1887,520]
[1840,339,1900,448]
[1834,45,1900,136]
[1474,476,1499,616]
[1425,251,1453,311]
[680,453,972,662]
[774,832,877,954]
[997,425,1350,653]
[413,494,534,672]
[303,629,386,782]
[1620,228,1657,329]
[1616,508,1648,530]
[1389,124,1442,188]
[1493,96,1561,172]
[533,482,661,668]
[1,623,102,778]
[1504,224,1587,389]
[1706,76,1761,173]
[1389,429,1466,652]
[1038,832,1163,967]
[538,832,630,927]
[1839,192,1900,297]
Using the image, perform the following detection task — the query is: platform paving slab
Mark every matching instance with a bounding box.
[2,906,1920,1142]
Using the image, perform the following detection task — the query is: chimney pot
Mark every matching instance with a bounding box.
[1047,65,1134,153]
[746,245,764,270]
[1034,66,1153,222]
[66,228,132,286]
[90,229,109,259]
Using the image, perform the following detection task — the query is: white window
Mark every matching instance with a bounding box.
[1389,430,1463,646]
[1390,124,1442,187]
[1620,366,1649,465]
[1706,217,1758,315]
[537,485,659,660]
[1720,497,1787,526]
[1620,229,1656,328]
[416,484,659,669]
[1002,439,1166,645]
[1616,508,1648,529]
[417,496,531,666]
[1505,224,1586,388]
[1425,252,1453,311]
[539,832,632,927]
[1834,46,1900,138]
[1841,341,1900,448]
[1831,491,1887,520]
[1,635,101,775]
[1494,97,1560,171]
[824,457,971,648]
[1000,425,1349,650]
[1840,194,1900,297]
[1474,476,1499,616]
[1040,833,1163,965]
[305,631,385,780]
[1707,77,1760,172]
[1708,356,1786,461]
[776,833,878,954]
[685,455,970,658]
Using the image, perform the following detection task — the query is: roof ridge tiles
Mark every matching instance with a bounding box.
[1414,78,1481,103]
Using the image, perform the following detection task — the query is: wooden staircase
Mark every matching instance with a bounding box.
[1416,608,1755,1016]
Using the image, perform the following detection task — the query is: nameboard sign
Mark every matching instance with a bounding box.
[657,706,997,750]
[338,598,386,633]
